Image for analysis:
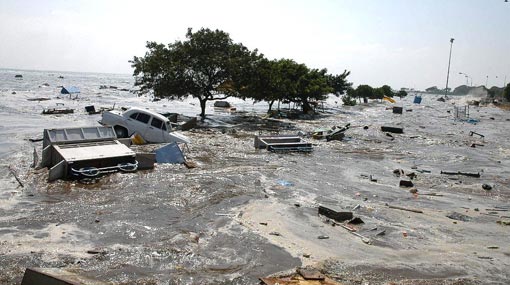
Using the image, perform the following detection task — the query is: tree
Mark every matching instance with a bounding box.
[503,83,510,102]
[356,85,374,102]
[425,86,440,93]
[342,88,357,106]
[327,71,352,96]
[243,59,348,114]
[396,90,408,98]
[380,85,394,98]
[131,28,259,118]
[239,58,285,112]
[294,67,333,113]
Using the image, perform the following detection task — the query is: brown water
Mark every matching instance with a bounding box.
[1,69,509,284]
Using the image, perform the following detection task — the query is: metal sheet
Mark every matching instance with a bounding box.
[155,143,185,164]
[44,127,117,147]
[21,268,107,285]
[60,86,80,94]
[54,142,135,162]
[48,160,66,181]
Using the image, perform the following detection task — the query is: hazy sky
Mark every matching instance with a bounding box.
[1,0,509,89]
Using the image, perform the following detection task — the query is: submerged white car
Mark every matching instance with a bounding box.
[99,107,191,144]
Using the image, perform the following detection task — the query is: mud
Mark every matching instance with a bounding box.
[1,69,509,284]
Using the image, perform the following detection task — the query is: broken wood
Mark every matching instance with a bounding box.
[318,206,353,222]
[338,223,371,244]
[440,171,480,178]
[387,204,423,213]
[8,166,24,188]
[420,192,444,197]
[399,180,414,187]
[381,126,404,134]
[469,131,485,138]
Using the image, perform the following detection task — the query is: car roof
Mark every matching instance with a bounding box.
[126,107,169,122]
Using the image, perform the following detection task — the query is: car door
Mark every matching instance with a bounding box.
[148,117,166,143]
[127,112,152,140]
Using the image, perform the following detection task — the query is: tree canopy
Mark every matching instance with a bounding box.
[131,27,352,117]
[343,84,401,105]
[131,28,259,117]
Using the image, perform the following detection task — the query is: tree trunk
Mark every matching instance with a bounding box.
[301,99,314,114]
[199,98,207,119]
[268,100,274,112]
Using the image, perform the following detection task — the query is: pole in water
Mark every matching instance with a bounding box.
[445,38,454,99]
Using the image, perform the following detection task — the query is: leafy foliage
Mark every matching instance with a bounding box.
[131,28,258,117]
[342,94,357,106]
[131,27,352,116]
[356,85,374,100]
[379,85,394,98]
[396,90,408,97]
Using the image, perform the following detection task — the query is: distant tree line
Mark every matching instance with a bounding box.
[504,83,510,102]
[342,84,407,106]
[425,86,450,94]
[131,28,351,117]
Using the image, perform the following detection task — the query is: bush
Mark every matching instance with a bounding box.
[342,95,357,106]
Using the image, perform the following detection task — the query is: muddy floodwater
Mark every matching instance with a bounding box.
[0,69,509,284]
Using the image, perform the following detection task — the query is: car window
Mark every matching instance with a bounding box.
[130,113,138,119]
[151,117,163,129]
[135,113,151,124]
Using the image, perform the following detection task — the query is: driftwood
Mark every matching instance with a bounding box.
[420,192,444,196]
[338,223,371,244]
[440,171,480,178]
[8,166,24,188]
[387,204,423,213]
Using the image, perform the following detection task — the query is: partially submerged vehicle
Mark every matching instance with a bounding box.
[41,126,138,181]
[99,107,191,144]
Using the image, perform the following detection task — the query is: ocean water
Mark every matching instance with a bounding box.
[0,68,271,158]
[2,68,510,284]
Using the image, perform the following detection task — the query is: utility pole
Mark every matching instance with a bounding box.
[445,38,454,98]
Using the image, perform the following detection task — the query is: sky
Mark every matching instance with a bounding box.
[0,0,509,90]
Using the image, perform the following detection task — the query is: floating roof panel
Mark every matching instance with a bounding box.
[60,86,80,94]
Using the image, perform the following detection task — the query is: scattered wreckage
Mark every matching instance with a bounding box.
[39,106,195,181]
[41,126,138,181]
[254,135,313,152]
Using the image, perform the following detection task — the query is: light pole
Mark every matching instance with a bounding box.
[459,72,469,86]
[445,38,454,98]
[486,75,489,87]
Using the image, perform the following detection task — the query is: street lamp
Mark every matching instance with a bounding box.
[486,75,489,87]
[459,72,470,86]
[445,38,454,98]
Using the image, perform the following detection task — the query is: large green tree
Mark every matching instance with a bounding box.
[379,85,394,98]
[356,85,374,102]
[242,58,347,114]
[240,58,288,112]
[131,28,259,118]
